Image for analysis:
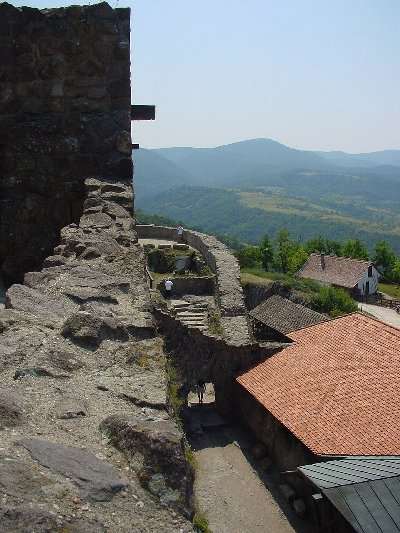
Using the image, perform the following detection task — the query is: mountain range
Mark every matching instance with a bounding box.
[134,138,400,252]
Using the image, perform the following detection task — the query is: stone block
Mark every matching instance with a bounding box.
[172,243,189,251]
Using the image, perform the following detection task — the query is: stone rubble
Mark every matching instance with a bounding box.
[0,177,193,532]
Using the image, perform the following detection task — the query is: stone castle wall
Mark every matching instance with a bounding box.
[0,2,132,282]
[136,224,251,345]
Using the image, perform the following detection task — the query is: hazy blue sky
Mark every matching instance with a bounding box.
[12,0,400,151]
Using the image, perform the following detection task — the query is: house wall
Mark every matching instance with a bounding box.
[235,383,359,532]
[235,383,317,473]
[356,266,379,295]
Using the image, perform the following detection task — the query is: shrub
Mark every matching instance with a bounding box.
[208,310,223,336]
[193,512,211,533]
[310,286,357,317]
[166,360,185,418]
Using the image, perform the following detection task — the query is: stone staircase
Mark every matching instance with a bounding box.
[169,299,209,331]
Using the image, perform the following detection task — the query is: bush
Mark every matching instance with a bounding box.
[193,512,211,533]
[208,310,223,336]
[310,286,358,317]
[166,361,185,418]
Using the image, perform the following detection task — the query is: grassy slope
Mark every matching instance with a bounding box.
[379,283,400,299]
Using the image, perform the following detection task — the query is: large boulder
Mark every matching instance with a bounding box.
[100,415,194,517]
[61,311,128,347]
[19,438,128,502]
[5,284,76,324]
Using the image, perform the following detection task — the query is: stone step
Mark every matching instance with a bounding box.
[176,311,207,317]
[188,325,207,331]
[171,302,190,308]
[180,316,206,322]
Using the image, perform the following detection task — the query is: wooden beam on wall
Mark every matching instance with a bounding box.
[131,105,155,121]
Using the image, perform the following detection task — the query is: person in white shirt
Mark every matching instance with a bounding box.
[164,278,173,297]
[176,225,184,241]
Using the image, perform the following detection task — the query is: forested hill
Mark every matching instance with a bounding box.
[134,138,400,252]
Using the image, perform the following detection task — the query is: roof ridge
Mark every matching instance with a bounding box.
[309,252,372,264]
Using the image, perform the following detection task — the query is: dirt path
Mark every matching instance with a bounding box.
[358,302,400,328]
[189,410,308,533]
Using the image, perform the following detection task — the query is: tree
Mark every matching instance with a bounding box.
[305,236,326,254]
[310,286,358,317]
[305,236,342,256]
[325,239,343,256]
[373,241,396,280]
[259,234,274,271]
[276,229,293,273]
[236,245,261,268]
[342,239,369,260]
[288,247,308,274]
[392,260,400,285]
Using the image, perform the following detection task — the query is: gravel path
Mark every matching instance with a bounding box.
[358,303,400,328]
[190,419,308,533]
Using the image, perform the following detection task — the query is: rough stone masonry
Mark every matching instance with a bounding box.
[0,3,195,531]
[0,1,132,283]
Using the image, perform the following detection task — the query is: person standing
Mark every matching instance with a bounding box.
[176,225,184,241]
[196,381,206,404]
[164,278,173,298]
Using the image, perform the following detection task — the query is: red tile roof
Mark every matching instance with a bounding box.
[298,253,374,288]
[237,313,400,456]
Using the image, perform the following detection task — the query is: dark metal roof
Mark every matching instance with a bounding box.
[249,294,328,335]
[299,458,400,533]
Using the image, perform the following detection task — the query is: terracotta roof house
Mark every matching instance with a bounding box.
[236,313,400,473]
[297,253,380,296]
[249,295,329,341]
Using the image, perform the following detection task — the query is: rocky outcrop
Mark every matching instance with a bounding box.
[20,438,128,502]
[0,2,132,282]
[0,177,193,532]
[101,415,194,516]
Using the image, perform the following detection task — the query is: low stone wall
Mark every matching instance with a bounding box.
[137,224,250,344]
[157,276,214,297]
